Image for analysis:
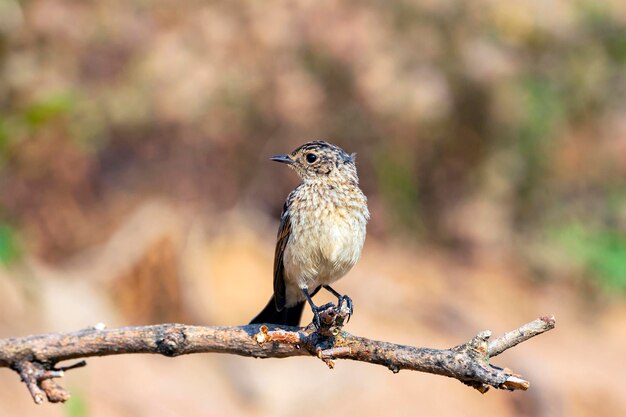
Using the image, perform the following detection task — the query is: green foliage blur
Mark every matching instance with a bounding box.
[0,224,21,266]
[64,389,88,417]
[556,223,626,291]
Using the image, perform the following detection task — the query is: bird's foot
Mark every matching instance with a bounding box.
[338,295,353,323]
[322,285,354,322]
[312,302,336,330]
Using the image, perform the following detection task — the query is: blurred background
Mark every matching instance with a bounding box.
[1,0,625,416]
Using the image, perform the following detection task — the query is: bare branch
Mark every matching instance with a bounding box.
[0,304,555,404]
[488,316,556,357]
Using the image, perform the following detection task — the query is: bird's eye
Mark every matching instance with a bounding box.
[306,153,317,163]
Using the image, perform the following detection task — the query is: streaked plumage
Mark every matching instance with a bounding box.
[251,141,369,326]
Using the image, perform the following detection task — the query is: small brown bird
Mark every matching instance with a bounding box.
[251,141,369,327]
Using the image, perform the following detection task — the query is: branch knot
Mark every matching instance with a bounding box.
[156,326,188,357]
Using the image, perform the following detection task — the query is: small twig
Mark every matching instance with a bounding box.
[488,316,556,357]
[56,360,87,372]
[12,361,46,404]
[11,360,72,404]
[40,379,71,403]
[0,308,556,404]
[503,375,530,390]
[318,346,351,359]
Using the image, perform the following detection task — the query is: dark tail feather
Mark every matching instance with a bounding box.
[250,295,305,326]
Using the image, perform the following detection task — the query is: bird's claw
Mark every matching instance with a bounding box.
[312,302,336,330]
[338,295,353,323]
[309,293,354,330]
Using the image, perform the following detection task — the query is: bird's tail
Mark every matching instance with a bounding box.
[250,295,305,326]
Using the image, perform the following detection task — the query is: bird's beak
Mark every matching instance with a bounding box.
[270,155,295,165]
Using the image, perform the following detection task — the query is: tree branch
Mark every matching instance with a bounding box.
[0,302,555,404]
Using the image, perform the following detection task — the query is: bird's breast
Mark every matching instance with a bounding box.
[284,184,368,288]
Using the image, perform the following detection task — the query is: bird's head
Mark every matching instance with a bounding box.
[271,141,358,184]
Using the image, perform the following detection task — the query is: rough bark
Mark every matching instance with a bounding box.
[0,302,555,404]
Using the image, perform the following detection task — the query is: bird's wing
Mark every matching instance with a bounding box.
[273,190,296,311]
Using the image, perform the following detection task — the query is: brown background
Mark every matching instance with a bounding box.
[1,0,625,416]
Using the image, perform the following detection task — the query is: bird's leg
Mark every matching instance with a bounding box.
[302,288,334,329]
[323,285,353,321]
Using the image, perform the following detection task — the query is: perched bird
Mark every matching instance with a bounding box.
[250,140,369,327]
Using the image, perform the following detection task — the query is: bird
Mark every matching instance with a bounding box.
[250,140,369,328]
